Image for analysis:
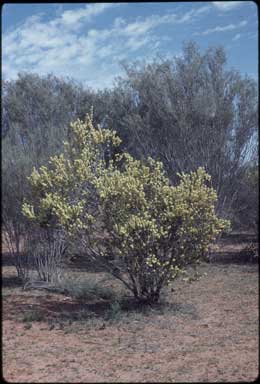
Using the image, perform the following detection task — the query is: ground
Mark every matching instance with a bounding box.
[2,234,259,383]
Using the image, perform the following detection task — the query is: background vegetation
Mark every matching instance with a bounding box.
[2,41,258,292]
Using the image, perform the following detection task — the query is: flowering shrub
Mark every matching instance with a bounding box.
[23,112,230,303]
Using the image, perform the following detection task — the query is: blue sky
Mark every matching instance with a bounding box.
[2,1,258,89]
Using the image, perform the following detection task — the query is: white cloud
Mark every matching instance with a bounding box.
[2,4,211,89]
[195,20,247,36]
[59,3,114,26]
[232,33,241,41]
[113,17,126,29]
[212,1,243,11]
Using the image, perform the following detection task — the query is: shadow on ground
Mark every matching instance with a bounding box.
[209,251,258,264]
[222,232,256,243]
[2,275,23,288]
[4,290,198,325]
[209,232,258,264]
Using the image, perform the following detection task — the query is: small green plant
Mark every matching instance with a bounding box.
[22,310,43,322]
[105,300,123,323]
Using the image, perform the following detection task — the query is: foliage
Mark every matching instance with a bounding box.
[2,73,103,279]
[3,41,258,284]
[109,41,258,220]
[23,112,229,303]
[97,156,230,301]
[2,132,34,280]
[231,163,259,231]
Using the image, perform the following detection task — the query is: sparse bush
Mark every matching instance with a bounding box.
[23,112,230,303]
[105,300,123,323]
[240,242,258,263]
[24,227,67,283]
[58,275,118,302]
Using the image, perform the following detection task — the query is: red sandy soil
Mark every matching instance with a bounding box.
[2,255,259,383]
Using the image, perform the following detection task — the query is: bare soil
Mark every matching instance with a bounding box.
[2,236,259,382]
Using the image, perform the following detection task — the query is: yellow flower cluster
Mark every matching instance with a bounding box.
[22,111,121,235]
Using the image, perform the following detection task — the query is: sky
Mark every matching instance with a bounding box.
[2,1,258,90]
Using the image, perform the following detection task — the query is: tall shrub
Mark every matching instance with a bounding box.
[109,42,258,220]
[23,112,230,302]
